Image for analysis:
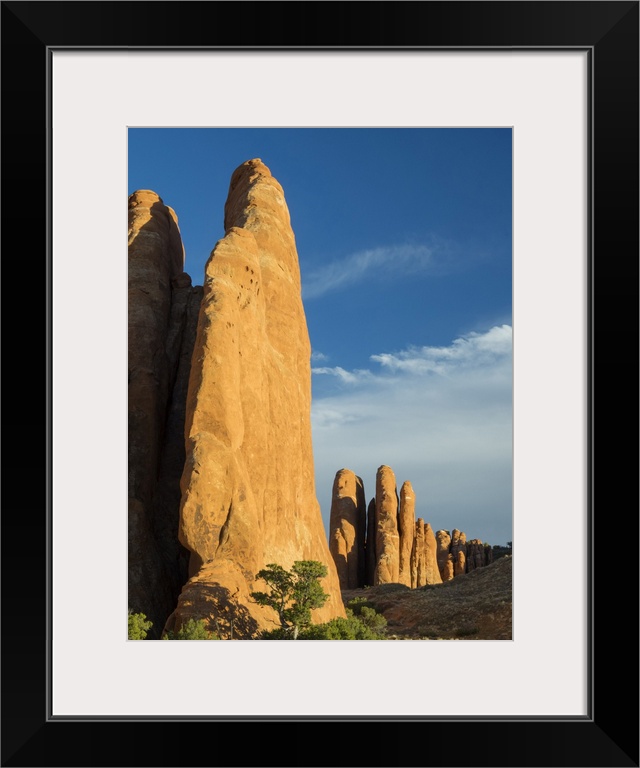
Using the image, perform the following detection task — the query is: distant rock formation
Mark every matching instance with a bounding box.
[466,539,493,571]
[436,530,454,582]
[422,522,442,585]
[329,469,366,589]
[398,481,415,587]
[409,518,442,588]
[374,465,401,585]
[167,159,345,637]
[128,190,202,637]
[450,529,467,577]
[328,463,495,590]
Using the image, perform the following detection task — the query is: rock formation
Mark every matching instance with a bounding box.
[129,176,502,638]
[128,190,202,637]
[373,465,400,585]
[465,540,493,570]
[450,528,467,577]
[422,522,442,585]
[167,159,345,637]
[410,518,425,588]
[466,539,486,571]
[329,469,366,589]
[397,481,415,587]
[485,543,494,566]
[436,530,454,582]
[330,466,444,588]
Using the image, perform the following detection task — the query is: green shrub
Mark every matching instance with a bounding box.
[259,627,290,640]
[128,610,153,640]
[297,607,387,640]
[346,596,374,614]
[162,618,219,640]
[357,606,388,633]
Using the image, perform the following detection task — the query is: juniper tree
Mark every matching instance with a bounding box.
[251,560,329,639]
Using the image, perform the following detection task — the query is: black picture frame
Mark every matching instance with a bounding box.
[2,2,638,766]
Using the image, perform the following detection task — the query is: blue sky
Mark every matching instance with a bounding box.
[129,128,512,546]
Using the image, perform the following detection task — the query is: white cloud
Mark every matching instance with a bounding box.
[371,325,513,374]
[302,243,438,299]
[311,366,373,385]
[310,350,329,362]
[311,326,513,547]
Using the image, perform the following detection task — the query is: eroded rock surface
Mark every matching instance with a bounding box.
[373,465,400,585]
[329,469,366,589]
[466,539,486,571]
[169,160,344,637]
[398,481,415,587]
[128,190,200,637]
[450,529,467,577]
[410,518,426,588]
[436,530,453,582]
[423,522,443,585]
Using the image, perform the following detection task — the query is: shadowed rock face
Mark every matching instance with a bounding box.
[329,469,366,589]
[128,190,201,637]
[169,159,345,637]
[365,498,377,587]
[466,539,490,571]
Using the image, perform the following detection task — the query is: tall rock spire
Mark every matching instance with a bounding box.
[398,480,416,587]
[169,159,345,637]
[373,465,400,585]
[128,190,202,636]
[329,469,367,589]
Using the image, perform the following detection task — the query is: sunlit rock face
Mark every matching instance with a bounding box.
[168,159,345,638]
[423,522,443,585]
[398,481,416,587]
[329,469,367,589]
[373,465,400,585]
[128,190,201,637]
[410,518,426,588]
[411,519,443,587]
[451,529,467,576]
[436,529,454,582]
[327,458,497,592]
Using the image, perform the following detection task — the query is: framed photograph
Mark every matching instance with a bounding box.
[3,2,637,766]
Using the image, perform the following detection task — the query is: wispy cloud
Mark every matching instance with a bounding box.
[371,324,512,375]
[310,350,329,362]
[302,243,439,299]
[311,325,513,546]
[311,366,372,385]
